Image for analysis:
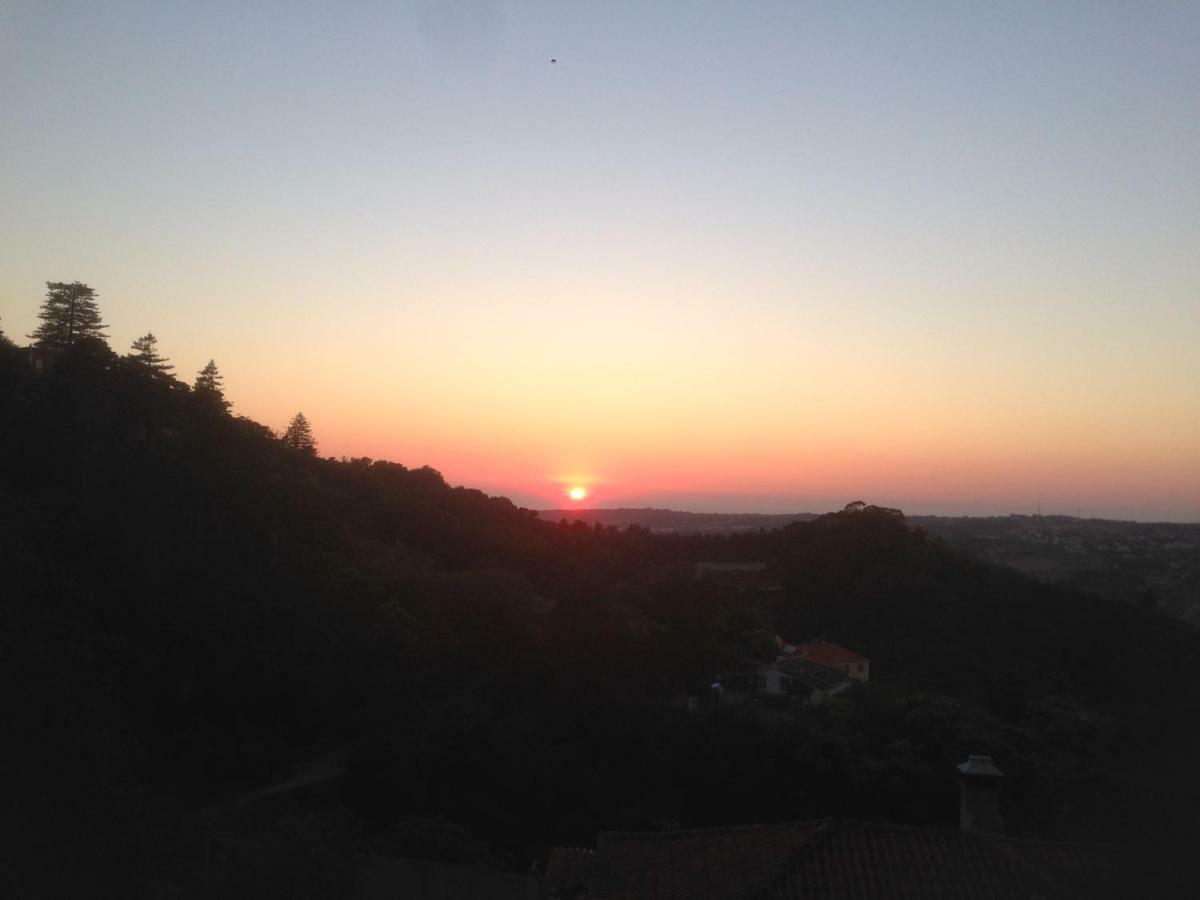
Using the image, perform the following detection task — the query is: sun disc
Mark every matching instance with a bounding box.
[568,486,587,501]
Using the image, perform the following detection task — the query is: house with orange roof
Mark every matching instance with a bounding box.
[789,640,870,682]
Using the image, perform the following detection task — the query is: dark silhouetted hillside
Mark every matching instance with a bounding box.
[4,337,1199,895]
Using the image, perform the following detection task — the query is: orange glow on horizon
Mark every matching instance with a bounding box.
[210,295,1198,523]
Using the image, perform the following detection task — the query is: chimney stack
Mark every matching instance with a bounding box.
[957,754,1004,834]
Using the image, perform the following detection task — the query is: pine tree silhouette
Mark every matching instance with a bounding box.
[193,359,230,411]
[30,281,107,350]
[129,333,175,378]
[282,412,317,455]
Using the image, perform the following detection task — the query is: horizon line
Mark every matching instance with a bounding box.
[531,505,1200,526]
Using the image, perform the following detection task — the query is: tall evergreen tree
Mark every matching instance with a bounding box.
[128,332,174,378]
[0,316,10,346]
[282,412,317,455]
[193,359,230,410]
[30,281,107,350]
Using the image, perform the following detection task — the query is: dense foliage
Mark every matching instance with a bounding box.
[2,331,1198,896]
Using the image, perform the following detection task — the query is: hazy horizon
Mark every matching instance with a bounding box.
[527,497,1199,524]
[3,1,1197,521]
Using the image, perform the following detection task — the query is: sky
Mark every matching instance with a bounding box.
[1,1,1197,520]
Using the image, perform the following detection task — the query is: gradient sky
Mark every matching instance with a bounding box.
[2,1,1197,520]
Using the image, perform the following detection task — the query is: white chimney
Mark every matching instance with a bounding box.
[957,754,1004,834]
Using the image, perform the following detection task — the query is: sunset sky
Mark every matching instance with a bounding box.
[2,2,1197,520]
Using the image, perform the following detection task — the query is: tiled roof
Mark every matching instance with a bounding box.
[363,854,538,900]
[544,846,600,899]
[774,657,851,692]
[760,821,1132,900]
[547,819,1143,900]
[545,822,823,900]
[795,641,868,666]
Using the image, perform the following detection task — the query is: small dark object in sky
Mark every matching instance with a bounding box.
[550,58,556,64]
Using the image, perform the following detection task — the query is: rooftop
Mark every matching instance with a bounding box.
[773,657,851,692]
[545,819,1144,900]
[794,641,869,666]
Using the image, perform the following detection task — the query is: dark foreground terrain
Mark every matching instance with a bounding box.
[4,337,1200,896]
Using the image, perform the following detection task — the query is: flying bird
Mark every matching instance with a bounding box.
[550,58,556,64]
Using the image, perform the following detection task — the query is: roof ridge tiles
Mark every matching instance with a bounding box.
[596,818,831,842]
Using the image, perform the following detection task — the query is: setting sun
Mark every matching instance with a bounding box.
[2,3,1197,885]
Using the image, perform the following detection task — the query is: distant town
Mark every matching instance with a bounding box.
[540,508,1200,625]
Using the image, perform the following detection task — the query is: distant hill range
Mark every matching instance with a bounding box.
[538,507,816,533]
[539,508,1200,624]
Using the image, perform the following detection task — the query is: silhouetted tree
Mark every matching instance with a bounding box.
[0,319,19,377]
[128,332,174,378]
[193,359,229,410]
[30,281,107,350]
[282,412,317,455]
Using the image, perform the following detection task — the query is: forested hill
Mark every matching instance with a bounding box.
[542,507,1200,622]
[539,507,818,532]
[3,337,1200,895]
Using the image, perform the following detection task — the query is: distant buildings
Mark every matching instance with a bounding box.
[713,639,870,707]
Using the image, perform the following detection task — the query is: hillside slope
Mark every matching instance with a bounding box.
[4,339,1199,894]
